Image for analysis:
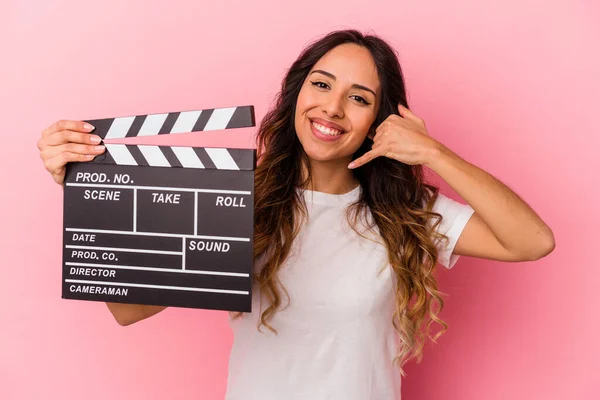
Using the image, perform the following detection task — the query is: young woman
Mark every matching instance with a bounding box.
[37,29,555,399]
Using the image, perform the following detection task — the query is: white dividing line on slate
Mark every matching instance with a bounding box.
[65,245,182,255]
[65,182,251,195]
[194,191,198,235]
[65,227,250,242]
[133,188,138,232]
[182,238,186,270]
[65,279,249,295]
[65,262,250,277]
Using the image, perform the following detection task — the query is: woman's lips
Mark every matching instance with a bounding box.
[310,122,344,142]
[310,121,345,142]
[309,118,346,132]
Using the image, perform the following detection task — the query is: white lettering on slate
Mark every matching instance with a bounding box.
[69,267,116,278]
[189,240,230,252]
[152,193,181,204]
[75,172,109,183]
[84,189,121,201]
[72,233,96,242]
[71,250,99,260]
[215,196,246,207]
[113,173,131,184]
[69,285,128,296]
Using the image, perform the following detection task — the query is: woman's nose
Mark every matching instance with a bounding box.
[322,95,345,119]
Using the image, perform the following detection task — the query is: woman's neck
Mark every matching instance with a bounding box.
[303,158,359,194]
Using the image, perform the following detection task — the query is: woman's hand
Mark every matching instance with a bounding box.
[348,104,441,169]
[37,120,106,185]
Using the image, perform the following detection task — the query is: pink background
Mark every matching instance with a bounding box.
[1,1,598,399]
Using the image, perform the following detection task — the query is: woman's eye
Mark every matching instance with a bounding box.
[310,81,329,89]
[309,81,370,105]
[351,95,370,105]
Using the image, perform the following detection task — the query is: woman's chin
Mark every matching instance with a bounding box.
[304,151,348,165]
[300,139,354,165]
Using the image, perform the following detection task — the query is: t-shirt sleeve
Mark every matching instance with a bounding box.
[430,192,475,269]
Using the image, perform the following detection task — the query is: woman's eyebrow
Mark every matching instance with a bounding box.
[310,70,376,97]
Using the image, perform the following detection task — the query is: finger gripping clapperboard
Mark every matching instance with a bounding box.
[61,105,256,312]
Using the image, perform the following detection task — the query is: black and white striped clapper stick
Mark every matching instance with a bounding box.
[88,105,255,170]
[61,105,256,313]
[89,105,255,139]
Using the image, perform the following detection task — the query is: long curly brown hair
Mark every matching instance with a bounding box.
[232,29,451,374]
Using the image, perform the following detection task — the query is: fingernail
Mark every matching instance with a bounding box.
[348,162,356,169]
[84,123,95,131]
[85,154,95,159]
[94,145,105,151]
[90,135,101,144]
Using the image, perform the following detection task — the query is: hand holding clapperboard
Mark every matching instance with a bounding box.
[60,105,256,312]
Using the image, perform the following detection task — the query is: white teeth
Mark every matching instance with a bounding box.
[312,122,342,136]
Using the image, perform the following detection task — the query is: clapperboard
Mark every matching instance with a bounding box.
[61,105,256,312]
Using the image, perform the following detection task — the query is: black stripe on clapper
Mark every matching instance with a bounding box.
[157,112,180,135]
[193,148,216,169]
[159,146,182,168]
[226,149,256,170]
[127,145,148,166]
[226,106,255,129]
[192,109,213,131]
[84,117,114,140]
[125,115,147,138]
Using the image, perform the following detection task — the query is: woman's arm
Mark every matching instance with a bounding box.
[424,143,555,262]
[105,303,168,326]
[348,104,555,262]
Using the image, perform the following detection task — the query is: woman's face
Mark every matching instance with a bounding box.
[294,43,381,164]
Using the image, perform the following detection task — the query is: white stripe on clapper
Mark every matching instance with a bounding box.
[203,107,236,131]
[138,113,169,136]
[106,144,137,165]
[105,116,136,139]
[171,147,205,168]
[170,110,202,133]
[138,145,170,167]
[205,148,239,170]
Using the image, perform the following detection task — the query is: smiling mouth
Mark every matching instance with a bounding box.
[311,121,345,136]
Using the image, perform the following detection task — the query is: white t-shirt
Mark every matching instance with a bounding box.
[225,185,475,400]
